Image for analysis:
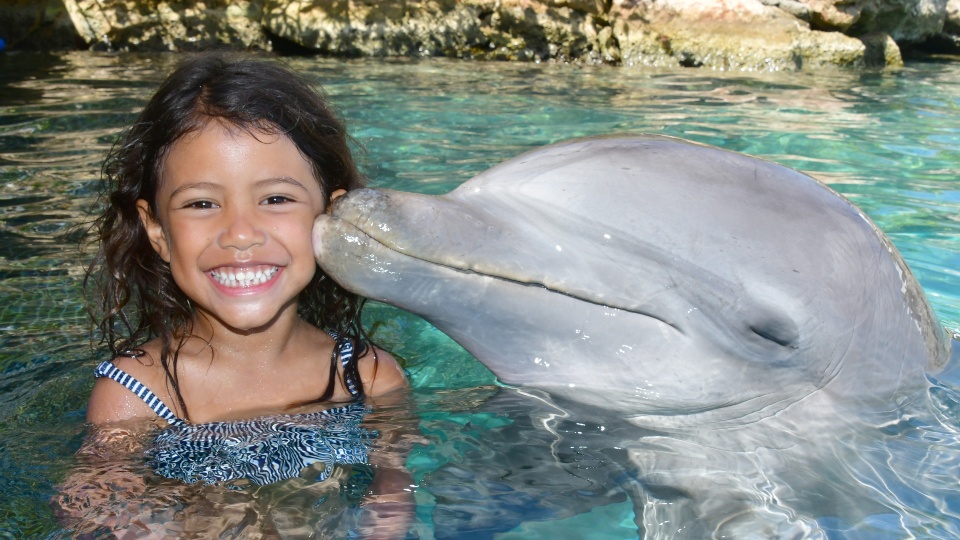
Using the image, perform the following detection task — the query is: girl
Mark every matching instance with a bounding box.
[68,52,412,537]
[85,51,406,425]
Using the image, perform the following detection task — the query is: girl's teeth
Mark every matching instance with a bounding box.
[211,267,278,288]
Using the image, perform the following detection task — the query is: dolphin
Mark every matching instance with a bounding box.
[313,135,956,536]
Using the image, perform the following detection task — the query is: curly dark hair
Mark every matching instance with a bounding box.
[85,52,372,421]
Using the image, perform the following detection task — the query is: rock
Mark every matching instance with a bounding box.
[804,0,862,31]
[7,0,930,70]
[262,0,608,63]
[609,0,892,70]
[761,0,814,22]
[0,0,83,50]
[262,0,900,68]
[860,31,904,65]
[262,0,485,58]
[475,0,602,62]
[802,0,948,43]
[61,0,270,51]
[947,0,960,33]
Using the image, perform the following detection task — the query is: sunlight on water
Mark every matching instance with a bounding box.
[0,52,958,538]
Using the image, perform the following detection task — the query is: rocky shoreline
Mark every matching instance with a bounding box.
[1,0,959,70]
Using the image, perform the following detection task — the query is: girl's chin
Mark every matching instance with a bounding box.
[194,302,299,335]
[208,314,286,334]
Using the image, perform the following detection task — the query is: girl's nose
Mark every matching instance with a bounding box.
[217,208,267,252]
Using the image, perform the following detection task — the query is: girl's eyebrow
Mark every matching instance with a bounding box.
[169,182,221,198]
[254,176,310,191]
[168,177,309,198]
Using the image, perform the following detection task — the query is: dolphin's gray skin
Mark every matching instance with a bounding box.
[314,135,955,536]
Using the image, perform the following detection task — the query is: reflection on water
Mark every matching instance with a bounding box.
[0,52,959,538]
[50,400,419,539]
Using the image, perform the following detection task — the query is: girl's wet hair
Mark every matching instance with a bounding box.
[86,52,371,420]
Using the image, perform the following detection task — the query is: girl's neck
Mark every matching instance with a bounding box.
[185,305,313,367]
[169,307,336,423]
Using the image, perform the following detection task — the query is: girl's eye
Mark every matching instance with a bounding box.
[263,195,293,205]
[185,200,217,210]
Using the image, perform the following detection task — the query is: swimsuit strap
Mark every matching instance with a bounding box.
[94,361,183,426]
[330,332,361,398]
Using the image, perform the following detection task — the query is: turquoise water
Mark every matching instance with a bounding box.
[0,52,959,538]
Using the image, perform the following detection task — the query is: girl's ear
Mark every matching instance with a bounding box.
[326,189,347,213]
[136,199,170,262]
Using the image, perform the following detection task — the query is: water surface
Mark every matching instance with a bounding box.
[1,52,958,538]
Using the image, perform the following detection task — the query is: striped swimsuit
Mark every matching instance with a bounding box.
[93,336,373,486]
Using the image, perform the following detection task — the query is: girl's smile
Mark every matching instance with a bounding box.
[209,265,281,290]
[210,266,281,294]
[137,121,328,332]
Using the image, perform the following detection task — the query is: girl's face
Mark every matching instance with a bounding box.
[138,121,341,333]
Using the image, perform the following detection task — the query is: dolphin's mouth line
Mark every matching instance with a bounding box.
[333,217,686,336]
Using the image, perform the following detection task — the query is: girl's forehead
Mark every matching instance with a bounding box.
[156,120,323,194]
[164,120,314,171]
[175,119,285,146]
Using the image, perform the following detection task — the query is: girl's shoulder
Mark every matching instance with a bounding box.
[355,345,408,399]
[86,341,174,425]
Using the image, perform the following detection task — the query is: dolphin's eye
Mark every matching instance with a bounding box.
[749,320,799,349]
